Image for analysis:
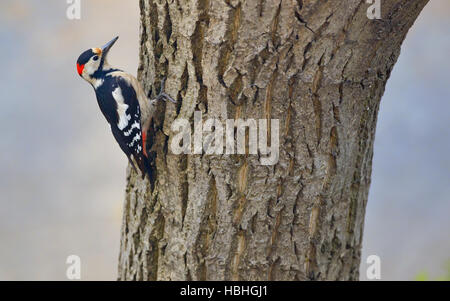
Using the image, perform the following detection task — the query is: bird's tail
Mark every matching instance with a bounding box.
[136,154,156,190]
[136,155,151,179]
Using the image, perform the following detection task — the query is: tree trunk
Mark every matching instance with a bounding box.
[118,0,428,280]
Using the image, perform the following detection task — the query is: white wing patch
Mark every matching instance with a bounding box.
[112,86,131,130]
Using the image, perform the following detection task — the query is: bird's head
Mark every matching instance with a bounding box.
[76,36,118,81]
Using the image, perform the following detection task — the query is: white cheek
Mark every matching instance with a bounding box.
[83,59,101,77]
[85,64,96,75]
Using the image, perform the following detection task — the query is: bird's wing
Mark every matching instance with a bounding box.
[108,77,151,178]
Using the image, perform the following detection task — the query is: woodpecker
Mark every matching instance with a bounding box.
[76,36,175,179]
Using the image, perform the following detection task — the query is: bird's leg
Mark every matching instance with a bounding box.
[151,77,176,104]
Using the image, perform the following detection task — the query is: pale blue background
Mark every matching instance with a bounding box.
[0,0,448,280]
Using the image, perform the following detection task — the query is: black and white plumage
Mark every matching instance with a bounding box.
[96,75,149,175]
[76,36,175,179]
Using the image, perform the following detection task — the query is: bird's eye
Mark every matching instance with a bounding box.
[93,56,99,61]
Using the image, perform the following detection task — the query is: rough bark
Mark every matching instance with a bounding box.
[118,0,428,280]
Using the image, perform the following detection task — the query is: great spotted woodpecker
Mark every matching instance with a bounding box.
[76,36,175,179]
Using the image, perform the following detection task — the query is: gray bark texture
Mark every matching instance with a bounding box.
[118,0,428,280]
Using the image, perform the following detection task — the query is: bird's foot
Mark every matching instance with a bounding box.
[154,77,176,103]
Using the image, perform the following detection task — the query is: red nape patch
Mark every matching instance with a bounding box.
[77,63,84,76]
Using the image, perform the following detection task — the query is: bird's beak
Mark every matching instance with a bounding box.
[101,36,119,56]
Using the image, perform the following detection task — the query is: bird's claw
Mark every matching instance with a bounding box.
[155,78,176,103]
[156,92,176,103]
